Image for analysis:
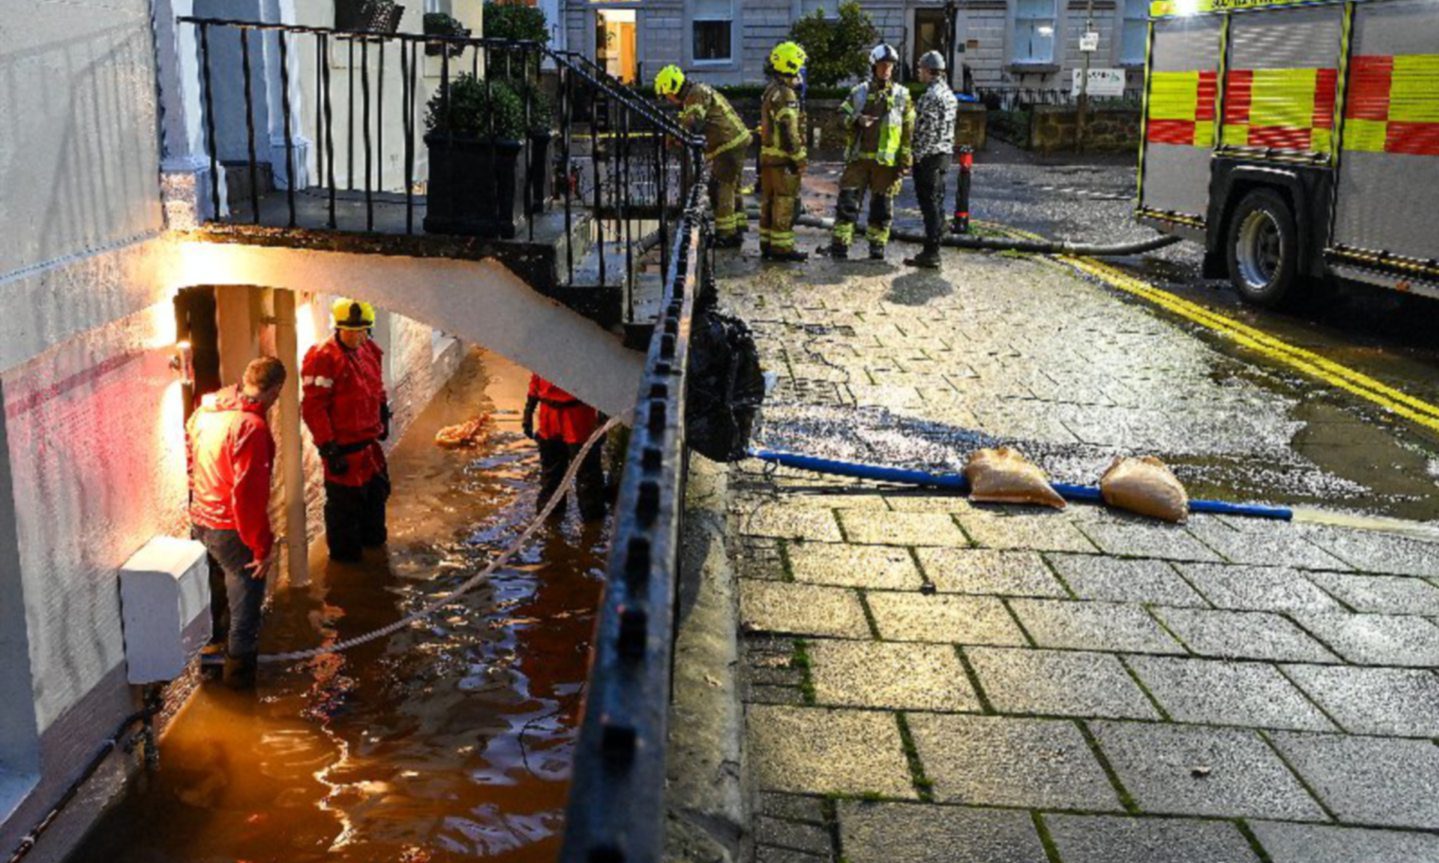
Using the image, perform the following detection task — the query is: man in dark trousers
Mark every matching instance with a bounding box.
[187,356,286,689]
[302,299,391,563]
[523,373,606,522]
[905,50,959,269]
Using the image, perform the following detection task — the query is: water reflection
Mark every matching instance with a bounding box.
[70,349,604,863]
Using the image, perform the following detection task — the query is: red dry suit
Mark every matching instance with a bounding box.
[527,374,599,444]
[301,336,388,485]
[186,386,277,560]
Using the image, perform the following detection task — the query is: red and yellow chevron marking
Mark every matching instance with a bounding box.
[1147,70,1218,146]
[1221,67,1338,154]
[1344,54,1439,156]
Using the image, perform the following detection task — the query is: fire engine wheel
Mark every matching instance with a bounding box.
[1227,188,1299,308]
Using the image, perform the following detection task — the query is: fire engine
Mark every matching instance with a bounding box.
[1138,0,1439,307]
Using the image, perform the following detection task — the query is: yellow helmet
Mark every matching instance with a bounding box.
[770,41,807,76]
[655,65,686,98]
[331,298,376,330]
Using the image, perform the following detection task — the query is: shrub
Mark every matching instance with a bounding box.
[425,74,526,140]
[788,1,880,89]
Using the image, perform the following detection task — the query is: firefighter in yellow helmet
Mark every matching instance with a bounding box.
[655,64,752,248]
[301,298,391,564]
[759,41,809,262]
[826,43,915,261]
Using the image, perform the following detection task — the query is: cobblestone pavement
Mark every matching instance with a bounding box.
[716,224,1439,863]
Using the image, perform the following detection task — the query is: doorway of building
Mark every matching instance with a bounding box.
[913,7,949,78]
[173,287,223,420]
[595,8,637,84]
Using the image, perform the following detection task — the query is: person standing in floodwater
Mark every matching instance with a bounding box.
[186,356,286,689]
[302,299,392,563]
[523,373,607,522]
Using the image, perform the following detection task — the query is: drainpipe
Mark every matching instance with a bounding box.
[272,289,309,588]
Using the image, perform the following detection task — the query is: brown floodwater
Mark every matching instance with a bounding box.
[69,348,606,863]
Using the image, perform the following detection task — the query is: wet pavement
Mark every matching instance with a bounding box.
[713,207,1439,862]
[68,350,606,863]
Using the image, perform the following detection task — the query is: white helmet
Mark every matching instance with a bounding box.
[869,44,899,66]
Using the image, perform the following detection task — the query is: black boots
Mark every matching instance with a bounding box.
[222,652,258,690]
[763,247,809,262]
[714,233,744,249]
[904,246,942,269]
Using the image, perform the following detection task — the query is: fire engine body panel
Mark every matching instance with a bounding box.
[1137,0,1439,306]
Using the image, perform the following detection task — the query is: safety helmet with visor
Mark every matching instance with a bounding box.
[332,298,376,331]
[655,65,686,98]
[770,41,807,76]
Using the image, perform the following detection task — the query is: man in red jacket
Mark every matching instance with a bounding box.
[187,356,286,689]
[302,299,391,563]
[523,373,606,522]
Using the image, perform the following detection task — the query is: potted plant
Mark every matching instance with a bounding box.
[423,74,527,238]
[422,12,469,57]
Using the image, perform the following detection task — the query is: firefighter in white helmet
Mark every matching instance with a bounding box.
[826,44,915,261]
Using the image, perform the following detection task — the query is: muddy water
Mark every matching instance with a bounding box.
[70,349,605,863]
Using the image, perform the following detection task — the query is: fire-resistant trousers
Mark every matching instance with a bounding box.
[710,148,749,239]
[759,165,802,252]
[194,525,266,657]
[913,153,951,253]
[538,437,607,522]
[324,473,391,562]
[831,159,902,251]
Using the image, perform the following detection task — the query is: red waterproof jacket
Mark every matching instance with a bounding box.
[528,374,598,445]
[186,386,277,561]
[301,337,388,486]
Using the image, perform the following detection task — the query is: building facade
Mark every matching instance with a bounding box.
[558,0,1147,94]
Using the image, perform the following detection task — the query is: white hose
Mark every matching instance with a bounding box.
[258,417,620,664]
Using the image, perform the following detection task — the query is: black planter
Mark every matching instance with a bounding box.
[526,131,553,215]
[423,133,525,239]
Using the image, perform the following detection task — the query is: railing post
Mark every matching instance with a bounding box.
[278,30,297,227]
[240,26,262,224]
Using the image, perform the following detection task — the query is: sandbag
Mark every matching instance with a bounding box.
[1100,456,1189,523]
[964,447,1066,509]
[435,415,491,449]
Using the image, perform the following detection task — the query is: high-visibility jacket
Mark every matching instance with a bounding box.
[302,336,388,486]
[679,82,752,161]
[760,78,807,167]
[840,79,915,167]
[528,374,598,445]
[186,386,277,560]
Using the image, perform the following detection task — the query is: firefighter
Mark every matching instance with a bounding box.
[905,50,958,269]
[759,41,809,263]
[187,356,287,689]
[522,373,607,522]
[655,65,752,248]
[826,44,915,261]
[302,299,391,564]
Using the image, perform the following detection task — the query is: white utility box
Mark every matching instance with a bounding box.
[119,536,211,683]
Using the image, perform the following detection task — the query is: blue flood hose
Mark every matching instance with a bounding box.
[747,448,1293,521]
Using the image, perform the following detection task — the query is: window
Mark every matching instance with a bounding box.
[1012,0,1057,64]
[692,0,734,63]
[1121,0,1148,66]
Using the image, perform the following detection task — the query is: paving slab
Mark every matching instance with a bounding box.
[738,504,845,542]
[838,802,1048,863]
[1290,612,1439,666]
[741,581,872,639]
[1045,554,1209,606]
[1281,664,1439,737]
[1153,607,1340,663]
[786,542,924,591]
[746,705,915,798]
[907,714,1122,810]
[1008,599,1186,654]
[1043,813,1261,863]
[1300,527,1439,578]
[1269,732,1439,829]
[1248,820,1439,863]
[914,548,1069,597]
[808,640,981,712]
[837,510,970,547]
[756,815,832,855]
[1304,570,1439,616]
[955,511,1099,553]
[865,592,1029,646]
[756,847,829,863]
[1125,655,1335,731]
[1089,722,1327,821]
[1185,518,1349,570]
[1079,522,1225,562]
[758,792,826,824]
[1175,563,1345,613]
[966,647,1159,719]
[884,492,973,513]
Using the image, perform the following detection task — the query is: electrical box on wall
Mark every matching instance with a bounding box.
[119,537,211,684]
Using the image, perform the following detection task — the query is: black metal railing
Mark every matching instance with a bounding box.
[977,85,1145,110]
[180,17,703,321]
